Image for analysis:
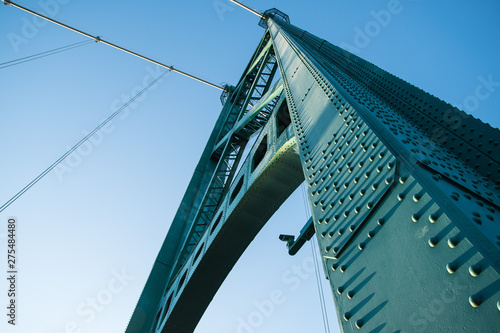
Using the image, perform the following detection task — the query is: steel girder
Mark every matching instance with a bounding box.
[126,30,283,333]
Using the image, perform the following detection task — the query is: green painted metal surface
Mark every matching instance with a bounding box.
[269,16,500,332]
[128,13,500,333]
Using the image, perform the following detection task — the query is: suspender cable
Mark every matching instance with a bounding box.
[301,184,331,333]
[2,0,224,91]
[0,40,94,69]
[0,70,169,214]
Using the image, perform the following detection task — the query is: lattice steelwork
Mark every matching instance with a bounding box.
[127,11,500,333]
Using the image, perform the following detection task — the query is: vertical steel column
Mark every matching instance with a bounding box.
[268,17,500,332]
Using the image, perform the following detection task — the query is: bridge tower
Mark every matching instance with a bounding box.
[127,9,500,333]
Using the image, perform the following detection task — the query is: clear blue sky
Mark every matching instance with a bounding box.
[0,1,499,332]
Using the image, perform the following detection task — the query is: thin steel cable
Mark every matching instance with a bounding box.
[2,0,224,91]
[0,70,169,213]
[301,183,331,333]
[311,238,331,333]
[0,40,93,69]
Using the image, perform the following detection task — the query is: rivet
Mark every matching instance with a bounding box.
[372,183,378,190]
[321,232,326,238]
[355,319,363,329]
[451,192,460,201]
[328,232,334,238]
[473,217,482,225]
[413,193,422,202]
[412,214,420,223]
[377,166,383,173]
[469,264,482,277]
[349,194,355,200]
[398,193,405,201]
[325,246,331,252]
[497,300,500,312]
[429,213,439,223]
[385,177,393,185]
[360,189,366,196]
[446,262,458,274]
[332,263,338,271]
[448,237,459,248]
[365,172,370,178]
[358,242,365,250]
[399,176,407,184]
[343,312,351,321]
[336,286,344,294]
[367,202,374,209]
[344,210,350,217]
[429,236,439,247]
[347,290,355,299]
[377,218,385,226]
[349,225,355,232]
[338,228,344,235]
[432,174,441,181]
[469,294,482,307]
[340,265,347,273]
[333,246,339,253]
[368,230,375,238]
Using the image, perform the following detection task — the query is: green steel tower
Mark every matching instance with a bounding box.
[127,9,500,333]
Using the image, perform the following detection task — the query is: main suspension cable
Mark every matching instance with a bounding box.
[230,0,264,18]
[0,40,93,69]
[0,70,169,214]
[2,0,224,91]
